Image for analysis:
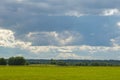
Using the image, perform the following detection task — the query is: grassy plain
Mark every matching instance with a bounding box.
[0,65,119,80]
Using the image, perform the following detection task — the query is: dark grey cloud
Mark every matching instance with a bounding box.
[1,0,120,17]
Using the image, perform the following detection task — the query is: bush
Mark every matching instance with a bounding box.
[90,62,100,66]
[75,63,82,66]
[57,61,68,66]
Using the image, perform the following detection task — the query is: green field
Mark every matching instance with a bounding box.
[0,65,120,80]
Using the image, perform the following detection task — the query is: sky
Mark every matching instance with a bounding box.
[1,0,120,59]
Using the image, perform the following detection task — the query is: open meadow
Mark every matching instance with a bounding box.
[0,65,120,80]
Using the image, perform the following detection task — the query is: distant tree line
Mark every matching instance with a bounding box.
[49,59,120,66]
[26,59,120,66]
[1,57,120,66]
[0,56,28,65]
[50,59,120,66]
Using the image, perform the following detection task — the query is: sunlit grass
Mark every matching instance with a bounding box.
[0,66,119,80]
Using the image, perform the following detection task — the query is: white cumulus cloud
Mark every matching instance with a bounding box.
[0,28,44,53]
[102,9,120,16]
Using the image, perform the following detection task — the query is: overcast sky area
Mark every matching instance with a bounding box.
[1,0,120,59]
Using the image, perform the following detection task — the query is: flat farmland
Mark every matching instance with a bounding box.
[0,66,120,80]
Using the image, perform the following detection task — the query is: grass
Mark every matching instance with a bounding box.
[0,65,119,80]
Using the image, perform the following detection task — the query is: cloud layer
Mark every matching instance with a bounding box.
[1,0,120,18]
[0,28,120,59]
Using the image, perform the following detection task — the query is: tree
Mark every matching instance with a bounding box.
[8,56,27,65]
[0,58,7,65]
[50,59,56,65]
[8,57,15,65]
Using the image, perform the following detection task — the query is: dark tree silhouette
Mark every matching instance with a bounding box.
[8,56,26,65]
[0,58,7,65]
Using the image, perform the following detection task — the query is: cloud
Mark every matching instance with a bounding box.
[0,28,15,47]
[117,22,120,29]
[55,53,92,59]
[0,28,32,49]
[0,28,54,54]
[26,31,82,46]
[110,37,120,47]
[1,0,120,17]
[101,9,120,16]
[0,28,34,52]
[27,45,120,59]
[65,11,85,17]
